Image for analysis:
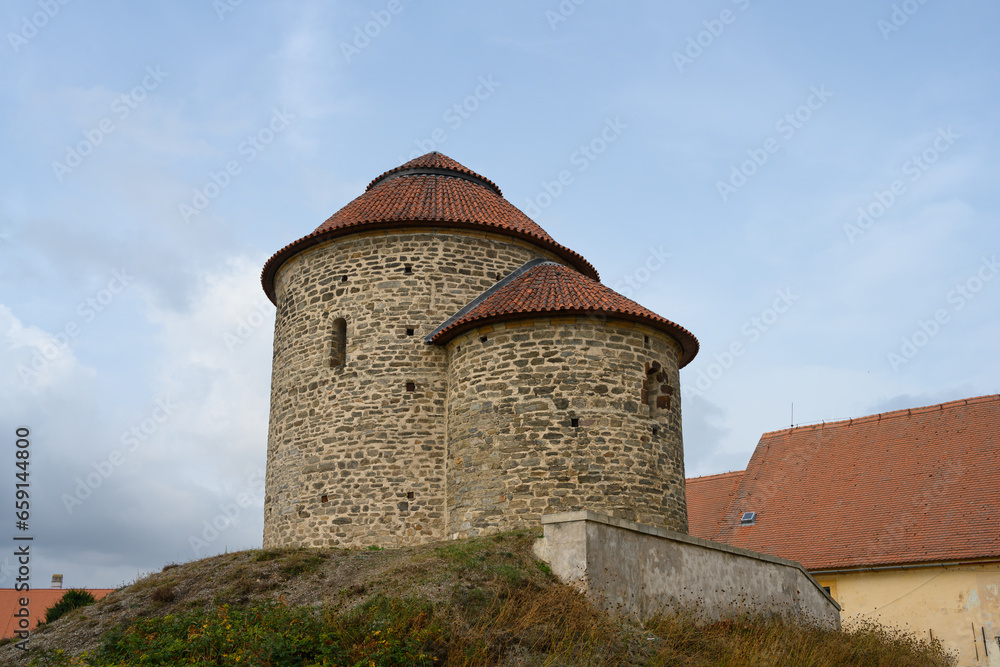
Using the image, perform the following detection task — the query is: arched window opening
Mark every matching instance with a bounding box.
[331,317,347,367]
[645,361,673,419]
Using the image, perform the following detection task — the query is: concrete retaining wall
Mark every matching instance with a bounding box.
[535,510,840,629]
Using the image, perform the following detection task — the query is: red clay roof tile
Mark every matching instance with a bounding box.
[428,261,699,367]
[261,152,598,302]
[686,394,1000,570]
[685,471,744,539]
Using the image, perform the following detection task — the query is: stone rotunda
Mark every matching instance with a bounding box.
[261,152,699,548]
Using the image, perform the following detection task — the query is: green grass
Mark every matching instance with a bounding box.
[21,532,955,667]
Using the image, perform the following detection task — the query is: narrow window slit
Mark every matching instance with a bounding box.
[405,381,415,392]
[403,264,413,274]
[331,318,347,367]
[407,491,414,500]
[570,418,580,428]
[321,495,328,503]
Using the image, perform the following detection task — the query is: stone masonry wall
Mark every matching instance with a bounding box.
[264,228,570,548]
[444,318,687,538]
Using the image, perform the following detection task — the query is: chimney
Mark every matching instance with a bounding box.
[50,574,63,590]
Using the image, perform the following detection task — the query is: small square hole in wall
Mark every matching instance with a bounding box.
[340,275,348,283]
[404,264,413,274]
[405,381,416,392]
[652,426,660,437]
[406,328,415,336]
[480,335,488,343]
[407,491,414,500]
[571,418,580,428]
[321,495,328,503]
[495,273,503,281]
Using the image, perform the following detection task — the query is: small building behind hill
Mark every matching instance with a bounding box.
[0,579,114,640]
[686,394,1000,667]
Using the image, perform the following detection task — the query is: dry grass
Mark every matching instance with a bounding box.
[5,531,954,666]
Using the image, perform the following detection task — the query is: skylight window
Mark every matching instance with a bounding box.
[740,511,756,526]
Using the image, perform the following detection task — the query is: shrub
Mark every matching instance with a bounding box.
[151,585,175,603]
[44,589,97,624]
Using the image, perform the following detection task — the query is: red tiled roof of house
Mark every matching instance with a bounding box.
[685,471,744,540]
[261,152,599,302]
[0,588,114,639]
[427,261,699,367]
[688,394,1000,570]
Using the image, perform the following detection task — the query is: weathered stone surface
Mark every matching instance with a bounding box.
[264,229,573,548]
[445,318,687,537]
[264,227,690,549]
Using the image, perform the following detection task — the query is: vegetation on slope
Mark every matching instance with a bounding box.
[5,531,953,666]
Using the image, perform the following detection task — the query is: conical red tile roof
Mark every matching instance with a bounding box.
[261,153,598,301]
[427,261,699,367]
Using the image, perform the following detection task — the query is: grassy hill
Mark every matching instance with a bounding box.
[3,531,953,666]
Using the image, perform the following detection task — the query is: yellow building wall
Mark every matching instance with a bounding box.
[816,563,1000,667]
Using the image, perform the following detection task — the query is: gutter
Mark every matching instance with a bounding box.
[810,558,1000,576]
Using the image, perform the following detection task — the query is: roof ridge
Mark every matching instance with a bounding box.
[760,393,1000,438]
[366,151,502,195]
[424,258,554,342]
[686,470,745,483]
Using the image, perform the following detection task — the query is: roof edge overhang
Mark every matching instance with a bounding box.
[427,308,699,368]
[808,555,1000,575]
[260,220,600,304]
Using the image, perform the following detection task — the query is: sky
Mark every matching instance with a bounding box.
[1,1,997,589]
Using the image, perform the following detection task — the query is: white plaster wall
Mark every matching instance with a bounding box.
[537,510,840,629]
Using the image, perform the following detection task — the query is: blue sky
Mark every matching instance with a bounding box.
[1,1,997,588]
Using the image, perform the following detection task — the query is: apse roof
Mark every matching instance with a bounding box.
[427,260,700,368]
